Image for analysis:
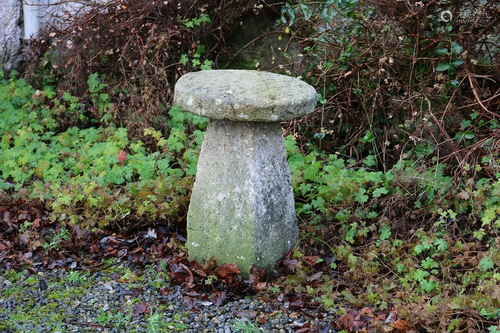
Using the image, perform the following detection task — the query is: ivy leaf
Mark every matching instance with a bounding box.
[299,3,312,21]
[436,62,449,71]
[451,41,464,54]
[284,3,296,26]
[435,48,449,55]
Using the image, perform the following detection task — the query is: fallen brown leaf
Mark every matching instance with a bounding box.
[209,290,227,306]
[283,258,298,270]
[256,314,268,324]
[339,310,367,333]
[306,271,323,282]
[233,309,258,320]
[392,319,410,331]
[214,263,240,283]
[302,255,321,265]
[132,302,150,317]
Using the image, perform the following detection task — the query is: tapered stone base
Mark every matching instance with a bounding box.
[187,119,298,276]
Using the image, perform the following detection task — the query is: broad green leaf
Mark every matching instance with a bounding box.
[201,60,213,71]
[436,62,449,71]
[452,41,464,54]
[199,13,211,23]
[414,269,429,282]
[447,63,456,74]
[435,48,449,55]
[420,278,438,292]
[361,130,375,143]
[179,54,189,65]
[379,224,391,240]
[434,238,448,252]
[479,256,495,272]
[363,155,376,167]
[299,3,312,21]
[195,44,206,55]
[354,189,369,203]
[463,131,475,139]
[421,257,439,269]
[311,196,325,211]
[373,187,388,198]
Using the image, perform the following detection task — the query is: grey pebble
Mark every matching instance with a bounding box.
[0,263,336,332]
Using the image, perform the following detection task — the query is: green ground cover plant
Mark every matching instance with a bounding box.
[283,133,499,330]
[0,69,208,232]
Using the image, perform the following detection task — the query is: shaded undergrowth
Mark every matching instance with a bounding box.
[1,69,499,332]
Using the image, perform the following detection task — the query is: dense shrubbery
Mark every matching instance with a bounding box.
[25,0,273,137]
[280,0,499,173]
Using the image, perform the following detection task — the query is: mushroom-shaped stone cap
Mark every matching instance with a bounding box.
[173,70,317,122]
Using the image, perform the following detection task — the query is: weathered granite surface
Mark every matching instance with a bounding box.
[174,70,316,276]
[0,0,22,70]
[186,120,298,275]
[174,70,317,122]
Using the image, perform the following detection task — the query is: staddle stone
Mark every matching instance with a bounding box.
[174,70,317,122]
[174,70,316,276]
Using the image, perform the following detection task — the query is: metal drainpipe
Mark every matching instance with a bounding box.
[23,0,40,39]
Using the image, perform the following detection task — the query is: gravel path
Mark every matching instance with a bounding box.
[0,261,338,332]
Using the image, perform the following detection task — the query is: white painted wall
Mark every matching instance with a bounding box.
[38,0,88,30]
[23,0,40,38]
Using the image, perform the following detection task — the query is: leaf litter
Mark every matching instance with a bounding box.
[0,192,498,332]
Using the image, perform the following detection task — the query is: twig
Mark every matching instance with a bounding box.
[467,73,497,118]
[179,262,195,288]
